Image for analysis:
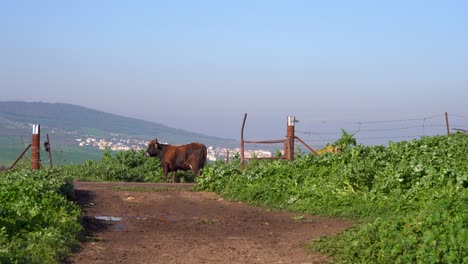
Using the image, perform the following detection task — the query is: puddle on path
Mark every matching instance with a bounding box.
[94,214,188,224]
[94,216,126,231]
[95,216,123,221]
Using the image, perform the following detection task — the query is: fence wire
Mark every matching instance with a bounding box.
[296,113,468,150]
[1,132,77,168]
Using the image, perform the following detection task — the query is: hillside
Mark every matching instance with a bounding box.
[0,101,237,165]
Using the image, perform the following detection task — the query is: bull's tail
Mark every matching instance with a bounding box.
[200,145,208,168]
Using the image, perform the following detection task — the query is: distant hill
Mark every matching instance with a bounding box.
[0,101,237,165]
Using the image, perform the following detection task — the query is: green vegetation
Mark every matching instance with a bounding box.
[0,169,82,263]
[58,148,164,182]
[196,132,468,263]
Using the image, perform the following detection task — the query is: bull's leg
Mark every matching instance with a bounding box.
[172,171,177,183]
[163,165,169,183]
[192,164,200,178]
[196,164,204,177]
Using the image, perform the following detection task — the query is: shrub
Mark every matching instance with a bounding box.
[0,169,82,263]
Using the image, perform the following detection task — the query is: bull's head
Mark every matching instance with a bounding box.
[146,138,159,157]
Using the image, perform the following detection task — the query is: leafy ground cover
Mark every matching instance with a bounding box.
[196,133,468,263]
[0,169,82,263]
[57,148,165,182]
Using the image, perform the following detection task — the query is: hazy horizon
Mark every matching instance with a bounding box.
[2,1,467,145]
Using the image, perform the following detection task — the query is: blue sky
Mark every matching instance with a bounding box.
[1,0,467,143]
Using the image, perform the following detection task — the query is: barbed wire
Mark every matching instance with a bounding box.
[354,125,420,132]
[450,114,468,119]
[296,130,343,135]
[297,124,468,134]
[297,134,425,142]
[295,113,468,149]
[296,124,466,135]
[353,114,445,125]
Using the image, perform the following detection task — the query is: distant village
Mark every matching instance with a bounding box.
[75,137,274,161]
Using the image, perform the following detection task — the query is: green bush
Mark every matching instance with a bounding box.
[0,169,82,263]
[58,148,164,182]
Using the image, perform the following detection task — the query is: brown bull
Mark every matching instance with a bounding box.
[146,139,207,183]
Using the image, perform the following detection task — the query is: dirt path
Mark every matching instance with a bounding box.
[66,182,353,264]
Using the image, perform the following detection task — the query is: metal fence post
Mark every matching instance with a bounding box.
[31,124,40,170]
[286,116,295,160]
[46,133,53,168]
[445,112,450,136]
[241,113,247,170]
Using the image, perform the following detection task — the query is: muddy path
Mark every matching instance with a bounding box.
[66,182,353,264]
